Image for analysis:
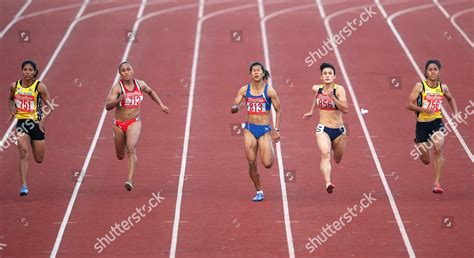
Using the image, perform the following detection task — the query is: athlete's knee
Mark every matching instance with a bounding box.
[321,150,331,160]
[34,156,44,163]
[334,156,342,164]
[126,145,136,155]
[262,160,273,169]
[420,156,430,165]
[433,146,442,156]
[116,152,125,160]
[19,147,28,159]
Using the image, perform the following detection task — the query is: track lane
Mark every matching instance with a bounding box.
[262,1,413,256]
[0,1,151,256]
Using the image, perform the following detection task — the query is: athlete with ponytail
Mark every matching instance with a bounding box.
[105,61,169,191]
[406,59,459,194]
[231,62,282,202]
[9,60,54,196]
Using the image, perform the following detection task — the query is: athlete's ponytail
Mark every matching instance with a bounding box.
[249,61,270,81]
[21,60,39,78]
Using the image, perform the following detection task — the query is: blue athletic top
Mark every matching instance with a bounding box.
[245,83,272,114]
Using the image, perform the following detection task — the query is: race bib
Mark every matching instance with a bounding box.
[247,98,266,114]
[15,95,35,112]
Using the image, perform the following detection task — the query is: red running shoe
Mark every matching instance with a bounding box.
[432,184,444,194]
[326,182,335,194]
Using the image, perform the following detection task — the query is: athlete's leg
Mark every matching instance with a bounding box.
[244,130,261,191]
[125,121,142,181]
[31,140,45,163]
[417,142,431,165]
[431,131,445,185]
[17,132,31,186]
[316,132,332,184]
[257,133,273,169]
[332,133,347,164]
[113,125,126,160]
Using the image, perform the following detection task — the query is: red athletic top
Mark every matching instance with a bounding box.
[315,84,339,111]
[118,79,143,108]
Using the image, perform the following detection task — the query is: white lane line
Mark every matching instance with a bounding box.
[433,0,450,18]
[169,1,204,256]
[450,8,474,48]
[0,0,32,38]
[0,1,167,152]
[384,3,474,162]
[317,2,416,257]
[259,1,299,258]
[0,0,90,150]
[433,0,474,47]
[45,2,200,257]
[49,1,148,256]
[169,3,262,257]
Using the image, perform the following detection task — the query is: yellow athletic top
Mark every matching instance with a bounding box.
[14,79,42,120]
[417,80,443,121]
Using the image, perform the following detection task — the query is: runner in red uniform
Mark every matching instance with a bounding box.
[106,61,169,191]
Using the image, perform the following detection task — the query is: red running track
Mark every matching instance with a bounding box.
[0,0,472,257]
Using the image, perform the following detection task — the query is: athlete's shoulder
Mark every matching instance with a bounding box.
[312,84,322,92]
[239,85,248,94]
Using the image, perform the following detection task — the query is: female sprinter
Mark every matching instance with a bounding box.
[9,60,54,196]
[406,59,459,194]
[303,63,348,193]
[105,61,169,191]
[231,62,281,202]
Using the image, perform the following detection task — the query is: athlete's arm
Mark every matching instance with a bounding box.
[231,86,246,114]
[406,82,433,114]
[105,84,123,111]
[37,83,54,120]
[442,84,459,116]
[303,85,318,119]
[9,82,16,117]
[330,85,348,114]
[268,86,281,142]
[140,80,169,113]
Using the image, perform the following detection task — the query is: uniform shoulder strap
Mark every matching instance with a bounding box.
[134,79,142,92]
[34,80,40,92]
[118,80,126,94]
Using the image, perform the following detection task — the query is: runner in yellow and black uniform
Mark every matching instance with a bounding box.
[406,59,459,194]
[9,60,53,196]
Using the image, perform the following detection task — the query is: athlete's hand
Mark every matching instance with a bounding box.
[231,104,239,114]
[421,107,435,114]
[302,111,313,119]
[160,104,170,113]
[271,130,280,142]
